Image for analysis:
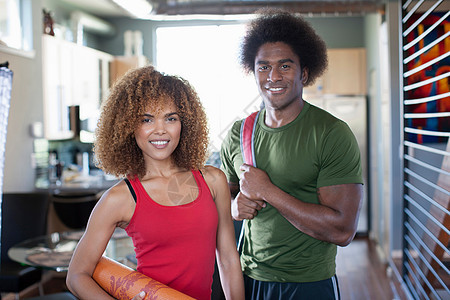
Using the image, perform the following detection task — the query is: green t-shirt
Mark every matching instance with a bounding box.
[220,101,363,283]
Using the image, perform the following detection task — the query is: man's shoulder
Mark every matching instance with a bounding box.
[304,102,349,129]
[220,117,245,153]
[306,102,339,120]
[226,113,255,137]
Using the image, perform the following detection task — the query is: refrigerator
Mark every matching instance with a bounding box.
[307,96,368,234]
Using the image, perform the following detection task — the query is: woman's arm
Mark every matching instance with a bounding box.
[204,166,245,300]
[66,181,136,299]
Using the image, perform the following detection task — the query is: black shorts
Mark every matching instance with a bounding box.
[244,274,341,300]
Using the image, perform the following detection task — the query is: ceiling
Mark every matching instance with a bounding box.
[58,0,128,17]
[154,0,386,16]
[60,0,386,18]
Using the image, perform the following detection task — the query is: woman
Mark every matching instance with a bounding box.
[66,65,244,300]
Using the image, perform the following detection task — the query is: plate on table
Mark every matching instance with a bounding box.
[26,251,73,268]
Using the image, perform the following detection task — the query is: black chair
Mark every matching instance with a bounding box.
[0,193,49,299]
[51,192,98,230]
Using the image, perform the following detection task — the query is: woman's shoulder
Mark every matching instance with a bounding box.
[200,166,228,192]
[200,165,226,179]
[99,179,135,207]
[86,179,136,228]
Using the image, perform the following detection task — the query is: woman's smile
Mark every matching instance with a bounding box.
[150,139,170,148]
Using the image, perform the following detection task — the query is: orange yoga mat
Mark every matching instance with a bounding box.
[92,256,195,300]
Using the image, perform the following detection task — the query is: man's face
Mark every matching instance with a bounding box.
[254,42,308,112]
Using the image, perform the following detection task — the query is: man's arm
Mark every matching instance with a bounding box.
[238,164,363,247]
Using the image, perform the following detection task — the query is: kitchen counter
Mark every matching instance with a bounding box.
[36,174,120,195]
[35,172,121,233]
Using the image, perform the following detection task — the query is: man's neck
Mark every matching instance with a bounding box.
[264,99,305,128]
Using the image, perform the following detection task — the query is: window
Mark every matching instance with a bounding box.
[156,24,261,153]
[0,0,32,51]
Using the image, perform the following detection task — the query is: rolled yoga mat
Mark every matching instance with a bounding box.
[92,256,195,299]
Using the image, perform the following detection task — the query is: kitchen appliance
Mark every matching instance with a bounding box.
[307,95,368,234]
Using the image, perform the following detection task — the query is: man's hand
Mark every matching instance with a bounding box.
[231,192,265,221]
[229,164,270,221]
[239,164,272,200]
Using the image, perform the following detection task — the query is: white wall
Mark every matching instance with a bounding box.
[386,1,404,253]
[365,12,384,251]
[362,1,403,261]
[0,0,43,192]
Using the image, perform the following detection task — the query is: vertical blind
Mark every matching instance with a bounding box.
[401,0,450,299]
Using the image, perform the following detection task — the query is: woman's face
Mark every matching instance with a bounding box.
[134,100,182,164]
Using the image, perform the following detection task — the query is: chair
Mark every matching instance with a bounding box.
[50,192,99,230]
[0,193,49,299]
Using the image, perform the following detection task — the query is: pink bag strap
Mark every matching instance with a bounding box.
[237,111,260,253]
[240,111,260,167]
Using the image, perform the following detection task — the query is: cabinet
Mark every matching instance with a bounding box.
[110,55,148,86]
[73,46,113,143]
[42,35,74,140]
[42,35,113,141]
[304,48,367,96]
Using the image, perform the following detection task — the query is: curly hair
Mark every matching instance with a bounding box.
[93,65,209,178]
[240,8,328,86]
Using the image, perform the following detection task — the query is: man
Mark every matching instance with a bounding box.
[220,9,363,300]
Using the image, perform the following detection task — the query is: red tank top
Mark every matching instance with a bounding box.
[125,170,218,300]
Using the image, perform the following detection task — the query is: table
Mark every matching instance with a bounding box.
[8,228,134,272]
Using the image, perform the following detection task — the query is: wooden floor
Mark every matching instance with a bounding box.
[4,237,404,299]
[336,237,398,300]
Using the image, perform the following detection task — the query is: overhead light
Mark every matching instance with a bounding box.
[111,0,154,18]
